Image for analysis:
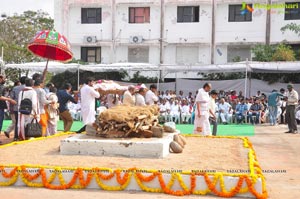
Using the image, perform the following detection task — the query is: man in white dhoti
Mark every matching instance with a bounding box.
[76,77,100,133]
[193,83,212,136]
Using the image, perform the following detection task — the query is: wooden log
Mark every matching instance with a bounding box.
[124,129,134,137]
[134,119,145,131]
[151,116,158,120]
[115,123,127,128]
[136,115,147,120]
[140,125,150,130]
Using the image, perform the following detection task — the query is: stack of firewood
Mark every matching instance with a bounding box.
[91,105,161,138]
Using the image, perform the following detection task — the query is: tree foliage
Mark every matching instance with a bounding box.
[130,71,159,83]
[272,44,296,61]
[251,44,276,62]
[0,10,53,64]
[281,22,300,36]
[1,10,53,82]
[251,43,299,83]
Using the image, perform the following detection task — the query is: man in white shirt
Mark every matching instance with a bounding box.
[181,99,191,123]
[193,83,212,135]
[218,98,232,124]
[123,85,136,106]
[159,99,171,122]
[170,99,180,123]
[135,87,146,106]
[163,90,171,100]
[76,77,100,134]
[145,84,158,105]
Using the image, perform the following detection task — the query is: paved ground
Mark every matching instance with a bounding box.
[1,124,300,199]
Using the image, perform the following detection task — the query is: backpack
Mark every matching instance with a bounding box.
[19,90,33,115]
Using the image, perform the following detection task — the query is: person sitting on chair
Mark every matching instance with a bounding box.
[248,98,262,124]
[218,98,232,124]
[235,98,248,124]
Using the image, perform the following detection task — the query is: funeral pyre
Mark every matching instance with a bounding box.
[91,105,163,138]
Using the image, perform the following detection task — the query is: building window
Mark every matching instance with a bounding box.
[81,47,101,63]
[285,2,300,20]
[81,8,101,24]
[176,46,199,64]
[128,47,149,63]
[177,6,199,23]
[129,7,150,23]
[228,4,252,22]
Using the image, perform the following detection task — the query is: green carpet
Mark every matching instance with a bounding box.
[176,124,254,136]
[2,120,83,133]
[2,120,254,136]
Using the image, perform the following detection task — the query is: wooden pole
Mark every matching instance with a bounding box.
[42,59,49,84]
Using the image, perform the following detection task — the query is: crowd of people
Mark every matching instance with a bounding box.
[0,74,102,143]
[1,75,299,143]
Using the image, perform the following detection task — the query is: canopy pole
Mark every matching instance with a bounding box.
[42,59,49,84]
[245,59,248,98]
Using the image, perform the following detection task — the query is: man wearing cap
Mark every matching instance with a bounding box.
[268,90,283,126]
[209,90,218,136]
[285,84,298,134]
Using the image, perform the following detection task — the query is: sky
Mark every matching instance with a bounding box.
[0,0,54,18]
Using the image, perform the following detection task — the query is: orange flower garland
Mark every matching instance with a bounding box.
[115,169,130,185]
[135,172,158,182]
[20,166,41,181]
[0,135,267,198]
[95,168,115,180]
[204,173,245,197]
[0,166,18,178]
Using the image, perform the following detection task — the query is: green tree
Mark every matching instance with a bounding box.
[130,71,159,83]
[281,23,300,36]
[1,10,53,82]
[0,10,53,64]
[251,44,276,62]
[272,44,296,61]
[251,43,299,83]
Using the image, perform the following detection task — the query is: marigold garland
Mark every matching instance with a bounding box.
[0,135,267,198]
[0,166,18,178]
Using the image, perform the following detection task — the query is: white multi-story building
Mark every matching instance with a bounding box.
[54,0,300,77]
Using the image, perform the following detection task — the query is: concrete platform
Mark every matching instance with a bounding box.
[60,132,179,158]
